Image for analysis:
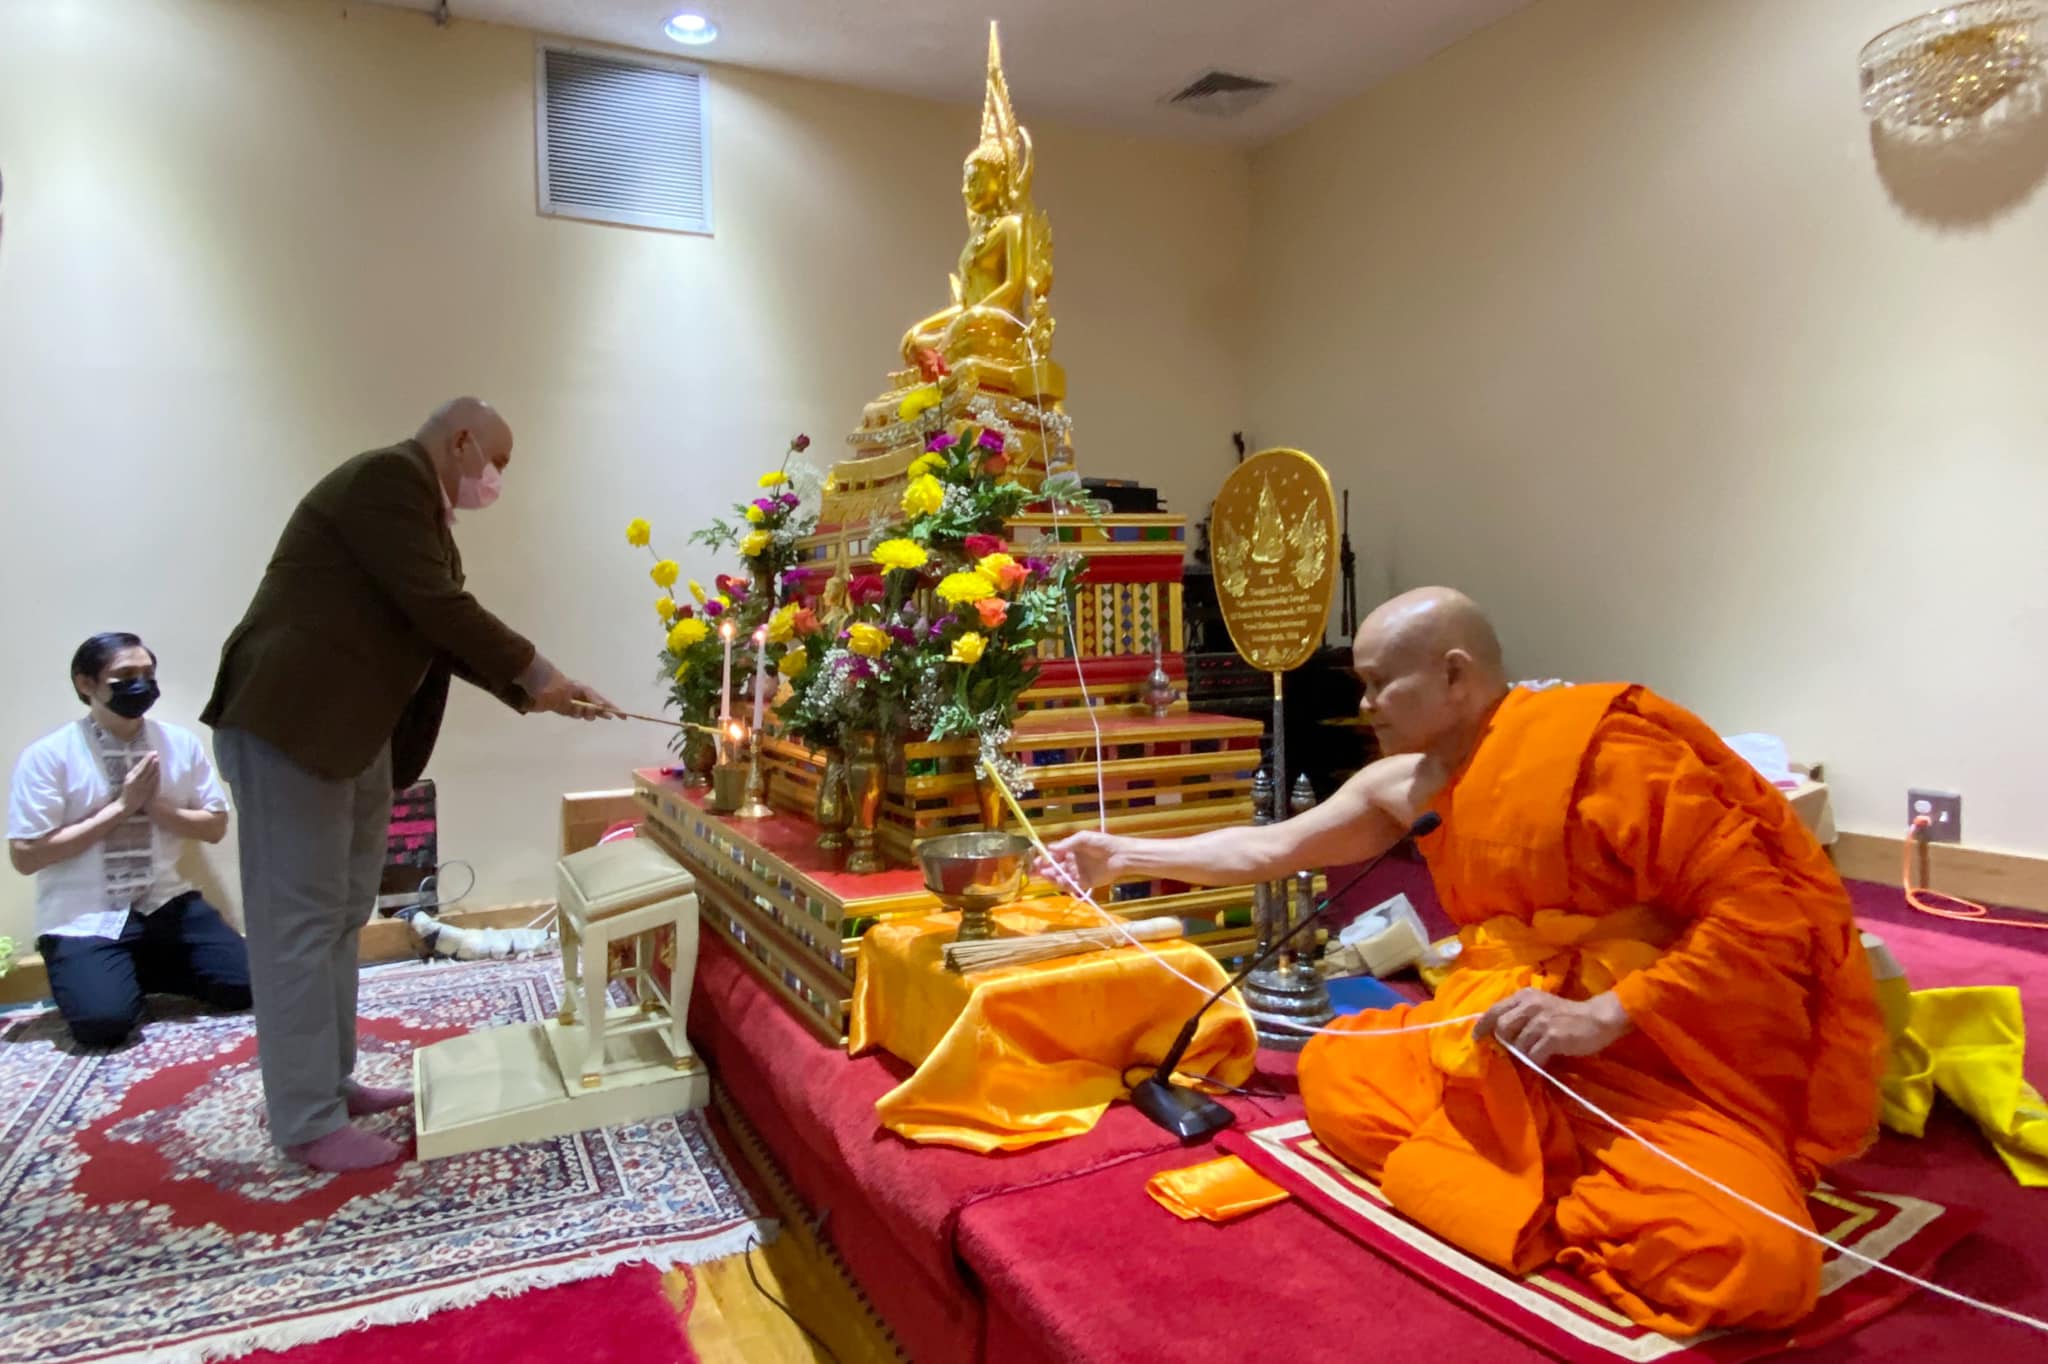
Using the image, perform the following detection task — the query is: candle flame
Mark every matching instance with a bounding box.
[720,622,734,639]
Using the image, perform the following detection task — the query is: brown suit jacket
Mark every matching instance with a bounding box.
[203,440,536,788]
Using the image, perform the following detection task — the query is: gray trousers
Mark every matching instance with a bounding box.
[213,727,391,1148]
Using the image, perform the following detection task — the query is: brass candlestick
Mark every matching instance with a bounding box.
[735,730,775,819]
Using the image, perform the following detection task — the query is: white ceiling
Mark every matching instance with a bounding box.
[367,0,1536,144]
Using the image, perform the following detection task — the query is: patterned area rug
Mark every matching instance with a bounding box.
[0,955,764,1364]
[1220,1118,1975,1364]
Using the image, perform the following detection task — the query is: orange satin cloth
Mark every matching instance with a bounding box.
[848,897,1258,1153]
[1145,1155,1290,1223]
[1300,684,1886,1338]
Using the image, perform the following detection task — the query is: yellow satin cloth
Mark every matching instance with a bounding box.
[848,897,1258,1153]
[1145,1154,1290,1223]
[1879,985,2048,1187]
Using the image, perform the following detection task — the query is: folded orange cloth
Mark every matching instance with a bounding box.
[849,896,1258,1153]
[1145,1155,1291,1223]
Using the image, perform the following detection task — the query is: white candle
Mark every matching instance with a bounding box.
[751,626,770,733]
[719,621,735,725]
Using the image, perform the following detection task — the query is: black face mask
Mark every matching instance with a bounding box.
[106,678,160,719]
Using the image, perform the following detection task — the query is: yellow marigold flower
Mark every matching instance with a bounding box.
[759,470,790,488]
[948,632,987,665]
[745,504,766,525]
[897,385,942,421]
[667,618,710,652]
[975,552,1017,581]
[778,646,809,678]
[650,559,680,589]
[767,603,799,644]
[717,593,731,610]
[740,529,772,558]
[688,579,707,605]
[907,452,946,479]
[901,474,945,518]
[657,597,678,622]
[871,538,929,572]
[936,570,999,607]
[847,623,890,658]
[626,518,652,548]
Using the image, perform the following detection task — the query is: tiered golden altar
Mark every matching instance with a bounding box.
[633,25,1306,1038]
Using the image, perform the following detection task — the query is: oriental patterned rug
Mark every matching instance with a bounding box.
[0,955,763,1364]
[1220,1118,1974,1364]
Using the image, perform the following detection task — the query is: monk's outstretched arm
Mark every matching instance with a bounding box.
[1036,752,1435,889]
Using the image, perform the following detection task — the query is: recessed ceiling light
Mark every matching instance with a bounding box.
[664,13,717,45]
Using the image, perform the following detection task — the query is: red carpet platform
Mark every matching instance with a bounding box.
[691,868,2048,1364]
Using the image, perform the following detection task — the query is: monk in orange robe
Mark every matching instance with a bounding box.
[1042,587,1886,1335]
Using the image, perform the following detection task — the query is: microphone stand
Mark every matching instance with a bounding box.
[1129,812,1442,1142]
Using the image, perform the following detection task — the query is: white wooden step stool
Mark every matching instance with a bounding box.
[556,839,700,1091]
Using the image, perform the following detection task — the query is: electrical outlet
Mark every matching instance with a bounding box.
[1908,789,1962,843]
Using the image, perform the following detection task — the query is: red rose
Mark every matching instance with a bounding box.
[983,453,1009,477]
[964,533,1007,560]
[849,573,887,607]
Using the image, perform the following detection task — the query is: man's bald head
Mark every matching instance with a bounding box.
[417,397,513,503]
[419,397,512,459]
[1351,587,1510,761]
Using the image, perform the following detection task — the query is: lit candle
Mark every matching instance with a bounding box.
[751,625,770,733]
[719,621,735,725]
[725,719,745,764]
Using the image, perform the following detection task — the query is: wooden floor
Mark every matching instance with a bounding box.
[676,1092,903,1363]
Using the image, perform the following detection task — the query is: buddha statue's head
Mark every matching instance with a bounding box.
[962,145,1008,216]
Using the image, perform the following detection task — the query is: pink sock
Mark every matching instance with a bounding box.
[344,1081,415,1116]
[287,1124,405,1172]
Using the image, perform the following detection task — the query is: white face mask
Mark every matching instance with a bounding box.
[454,436,502,511]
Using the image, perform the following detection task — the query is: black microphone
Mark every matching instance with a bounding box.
[1129,811,1443,1142]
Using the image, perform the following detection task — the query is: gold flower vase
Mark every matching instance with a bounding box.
[973,767,1005,833]
[815,746,852,850]
[845,729,886,874]
[680,729,717,788]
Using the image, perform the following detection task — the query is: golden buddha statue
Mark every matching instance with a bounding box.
[899,23,1058,394]
[813,21,1074,539]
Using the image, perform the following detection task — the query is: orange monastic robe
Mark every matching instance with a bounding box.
[1298,684,1886,1336]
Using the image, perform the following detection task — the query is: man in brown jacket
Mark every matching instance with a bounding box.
[205,397,615,1170]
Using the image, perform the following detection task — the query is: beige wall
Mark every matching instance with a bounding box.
[0,0,1251,945]
[1248,0,2048,855]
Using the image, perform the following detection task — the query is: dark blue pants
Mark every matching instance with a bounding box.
[36,892,253,1048]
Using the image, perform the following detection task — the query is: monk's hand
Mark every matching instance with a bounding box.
[1034,832,1120,892]
[1474,989,1633,1068]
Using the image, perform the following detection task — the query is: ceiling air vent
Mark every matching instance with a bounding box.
[1165,70,1280,118]
[536,44,712,235]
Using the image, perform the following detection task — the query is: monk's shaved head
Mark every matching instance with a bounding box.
[1357,587,1506,684]
[1352,587,1511,762]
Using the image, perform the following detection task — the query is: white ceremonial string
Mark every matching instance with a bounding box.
[1503,1040,2048,1334]
[941,369,2048,1329]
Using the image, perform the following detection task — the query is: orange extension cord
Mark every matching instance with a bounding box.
[1902,815,2048,932]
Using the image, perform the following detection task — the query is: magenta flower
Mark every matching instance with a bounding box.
[929,613,959,639]
[792,434,811,452]
[752,498,778,516]
[778,491,801,510]
[977,428,1004,454]
[926,432,958,452]
[886,624,918,647]
[704,599,725,618]
[1022,556,1052,579]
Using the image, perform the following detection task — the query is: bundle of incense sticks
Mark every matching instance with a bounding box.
[943,915,1185,973]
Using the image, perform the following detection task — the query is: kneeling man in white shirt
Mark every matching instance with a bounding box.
[8,633,251,1048]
